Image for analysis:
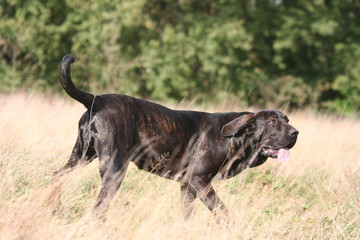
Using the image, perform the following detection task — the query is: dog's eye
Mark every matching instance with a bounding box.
[269,119,277,125]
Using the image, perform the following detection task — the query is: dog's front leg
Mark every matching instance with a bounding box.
[198,185,229,224]
[180,183,197,220]
[190,175,229,223]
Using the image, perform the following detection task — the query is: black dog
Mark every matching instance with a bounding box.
[55,55,298,220]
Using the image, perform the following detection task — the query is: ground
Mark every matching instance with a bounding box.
[0,93,359,240]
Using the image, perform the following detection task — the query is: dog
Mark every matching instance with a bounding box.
[55,55,298,221]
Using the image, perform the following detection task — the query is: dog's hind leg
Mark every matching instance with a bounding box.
[91,150,130,221]
[50,121,96,215]
[54,120,96,176]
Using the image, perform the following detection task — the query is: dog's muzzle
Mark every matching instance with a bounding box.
[261,129,299,162]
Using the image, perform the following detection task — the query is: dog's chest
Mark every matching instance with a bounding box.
[148,152,171,171]
[133,149,182,179]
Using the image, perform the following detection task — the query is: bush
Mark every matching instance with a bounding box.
[1,0,360,114]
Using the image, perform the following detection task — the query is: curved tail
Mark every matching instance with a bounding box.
[60,55,94,109]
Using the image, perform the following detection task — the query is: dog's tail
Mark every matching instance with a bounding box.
[60,55,94,109]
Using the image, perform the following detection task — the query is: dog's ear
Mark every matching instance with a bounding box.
[221,113,255,137]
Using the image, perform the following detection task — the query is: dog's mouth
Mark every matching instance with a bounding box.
[261,148,291,162]
[261,141,296,162]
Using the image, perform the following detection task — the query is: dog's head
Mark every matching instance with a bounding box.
[221,110,298,161]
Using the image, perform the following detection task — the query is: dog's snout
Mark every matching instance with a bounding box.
[289,128,299,138]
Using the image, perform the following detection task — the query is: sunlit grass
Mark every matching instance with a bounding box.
[0,93,359,239]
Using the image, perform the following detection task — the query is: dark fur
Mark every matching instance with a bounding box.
[55,55,299,220]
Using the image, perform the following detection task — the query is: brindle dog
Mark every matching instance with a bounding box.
[55,55,299,221]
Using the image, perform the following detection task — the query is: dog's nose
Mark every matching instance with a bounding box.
[289,128,299,138]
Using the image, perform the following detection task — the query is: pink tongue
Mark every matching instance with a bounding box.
[277,148,291,162]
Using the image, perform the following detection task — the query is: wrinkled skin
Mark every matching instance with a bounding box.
[55,55,299,221]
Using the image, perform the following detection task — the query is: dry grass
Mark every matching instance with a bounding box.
[0,92,359,240]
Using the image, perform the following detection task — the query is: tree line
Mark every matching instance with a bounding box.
[1,0,360,114]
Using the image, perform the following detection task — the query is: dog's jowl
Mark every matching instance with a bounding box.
[55,55,299,221]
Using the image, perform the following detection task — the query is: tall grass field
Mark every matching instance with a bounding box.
[0,93,359,240]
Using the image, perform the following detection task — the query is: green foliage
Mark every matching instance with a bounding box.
[1,0,359,114]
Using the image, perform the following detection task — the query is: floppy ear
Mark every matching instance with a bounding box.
[221,113,255,137]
